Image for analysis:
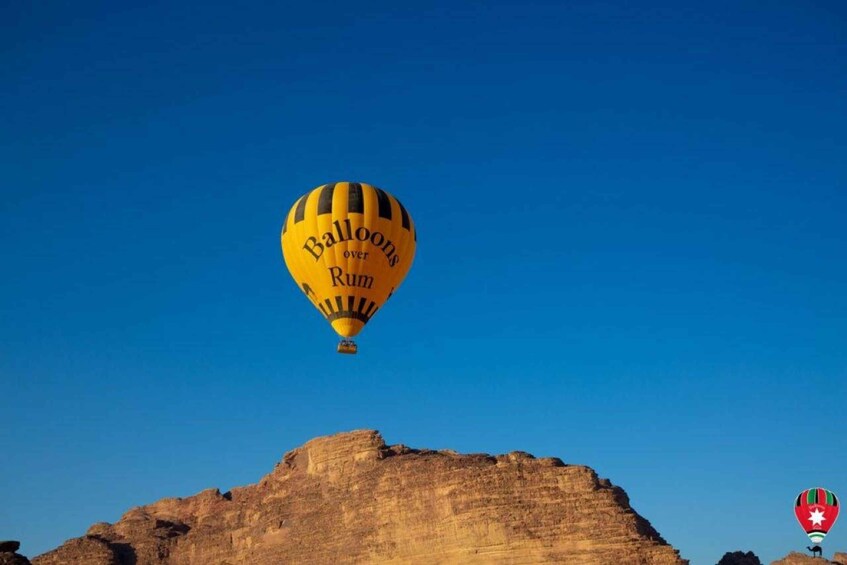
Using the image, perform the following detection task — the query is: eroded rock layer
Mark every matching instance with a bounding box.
[34,430,686,564]
[771,552,847,565]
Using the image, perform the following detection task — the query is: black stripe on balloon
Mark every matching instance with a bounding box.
[364,301,377,317]
[796,494,802,506]
[347,296,356,312]
[318,302,329,317]
[348,182,364,214]
[327,310,371,323]
[834,494,839,506]
[335,296,344,312]
[374,188,393,219]
[294,194,308,223]
[318,183,336,215]
[282,210,290,234]
[324,298,335,315]
[356,297,367,314]
[323,295,377,323]
[397,199,410,230]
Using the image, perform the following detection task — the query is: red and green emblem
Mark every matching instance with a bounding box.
[795,487,839,543]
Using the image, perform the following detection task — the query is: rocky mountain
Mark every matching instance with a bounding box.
[32,430,686,564]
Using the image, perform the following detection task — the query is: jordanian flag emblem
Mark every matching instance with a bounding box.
[794,487,839,543]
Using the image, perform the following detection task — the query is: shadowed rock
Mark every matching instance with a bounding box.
[0,554,31,565]
[0,541,31,565]
[717,550,762,565]
[0,544,20,554]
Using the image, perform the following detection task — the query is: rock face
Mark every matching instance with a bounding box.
[0,541,31,565]
[0,554,31,565]
[717,550,762,564]
[34,430,686,564]
[771,552,845,565]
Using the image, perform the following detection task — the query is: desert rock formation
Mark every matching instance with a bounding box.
[0,541,31,565]
[34,430,686,564]
[771,551,847,565]
[717,550,762,564]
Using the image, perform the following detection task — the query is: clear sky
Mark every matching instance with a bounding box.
[1,2,845,563]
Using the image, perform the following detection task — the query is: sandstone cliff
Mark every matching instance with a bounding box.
[771,552,847,565]
[33,430,686,564]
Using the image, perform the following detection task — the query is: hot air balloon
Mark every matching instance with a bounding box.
[281,182,416,354]
[795,488,839,544]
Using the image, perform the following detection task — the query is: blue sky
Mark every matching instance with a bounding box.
[1,1,845,562]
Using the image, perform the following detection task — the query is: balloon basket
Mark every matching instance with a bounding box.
[337,339,358,355]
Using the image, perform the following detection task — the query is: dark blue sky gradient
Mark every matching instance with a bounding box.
[2,2,846,562]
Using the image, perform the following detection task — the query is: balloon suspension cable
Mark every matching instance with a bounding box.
[337,338,358,355]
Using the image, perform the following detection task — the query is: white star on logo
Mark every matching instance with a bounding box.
[808,509,827,527]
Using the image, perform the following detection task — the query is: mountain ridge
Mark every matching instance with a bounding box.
[32,429,686,564]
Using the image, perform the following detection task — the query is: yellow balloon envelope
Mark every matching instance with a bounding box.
[281,182,416,351]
